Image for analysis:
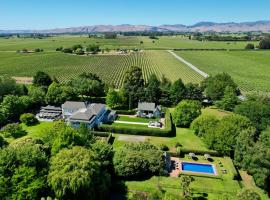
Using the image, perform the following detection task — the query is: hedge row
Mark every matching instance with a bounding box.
[115,109,136,115]
[173,48,227,51]
[179,172,222,180]
[180,148,221,156]
[168,148,220,157]
[97,112,173,137]
[224,157,239,180]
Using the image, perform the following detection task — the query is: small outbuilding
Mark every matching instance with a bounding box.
[37,105,62,121]
[137,102,162,118]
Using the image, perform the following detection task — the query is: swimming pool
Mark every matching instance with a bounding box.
[181,162,216,175]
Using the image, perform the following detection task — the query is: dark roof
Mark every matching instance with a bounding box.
[62,101,86,110]
[138,102,156,111]
[41,105,62,111]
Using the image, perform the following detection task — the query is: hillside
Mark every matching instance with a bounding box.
[1,21,270,34]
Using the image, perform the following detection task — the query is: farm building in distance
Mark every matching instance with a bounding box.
[62,101,116,129]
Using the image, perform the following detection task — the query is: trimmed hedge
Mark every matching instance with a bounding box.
[180,148,221,157]
[173,48,227,51]
[224,157,239,180]
[115,109,136,115]
[97,111,173,137]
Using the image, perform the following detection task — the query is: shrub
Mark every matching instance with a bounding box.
[75,48,85,55]
[113,143,165,178]
[115,109,136,115]
[173,100,202,127]
[191,115,219,137]
[175,142,182,148]
[160,144,169,151]
[180,148,220,156]
[245,43,255,50]
[62,48,73,53]
[0,123,26,138]
[20,113,38,126]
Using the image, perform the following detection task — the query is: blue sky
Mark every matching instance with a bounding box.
[0,0,269,29]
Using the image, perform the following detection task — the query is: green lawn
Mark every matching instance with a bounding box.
[113,127,208,151]
[202,106,232,119]
[116,155,242,199]
[117,115,153,123]
[111,122,148,128]
[175,50,270,93]
[9,122,55,144]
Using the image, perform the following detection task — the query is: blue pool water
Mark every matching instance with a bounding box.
[182,162,215,174]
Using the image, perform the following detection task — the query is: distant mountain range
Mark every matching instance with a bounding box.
[1,21,270,34]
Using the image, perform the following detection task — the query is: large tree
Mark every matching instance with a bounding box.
[185,83,203,101]
[259,37,270,49]
[234,127,256,168]
[202,73,238,101]
[45,82,77,106]
[123,66,145,109]
[48,146,110,200]
[0,139,48,199]
[213,114,253,156]
[170,79,186,105]
[234,97,270,132]
[106,88,126,109]
[113,143,165,178]
[69,73,105,99]
[216,86,239,111]
[0,95,29,122]
[145,74,161,104]
[28,86,46,107]
[191,114,219,138]
[159,75,172,106]
[33,71,52,88]
[173,100,202,127]
[0,76,23,100]
[247,128,270,192]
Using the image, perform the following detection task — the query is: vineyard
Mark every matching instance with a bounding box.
[175,50,270,93]
[0,50,204,88]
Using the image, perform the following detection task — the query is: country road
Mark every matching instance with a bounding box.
[167,50,209,78]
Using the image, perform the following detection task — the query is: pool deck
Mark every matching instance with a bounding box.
[169,157,218,177]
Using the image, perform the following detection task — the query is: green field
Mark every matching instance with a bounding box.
[0,50,203,87]
[113,127,208,151]
[0,35,257,51]
[117,116,153,123]
[175,50,270,93]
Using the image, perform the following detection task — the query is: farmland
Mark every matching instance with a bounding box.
[0,35,257,51]
[175,50,270,93]
[0,50,203,87]
[0,35,268,92]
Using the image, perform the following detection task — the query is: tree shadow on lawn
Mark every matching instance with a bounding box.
[110,178,128,200]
